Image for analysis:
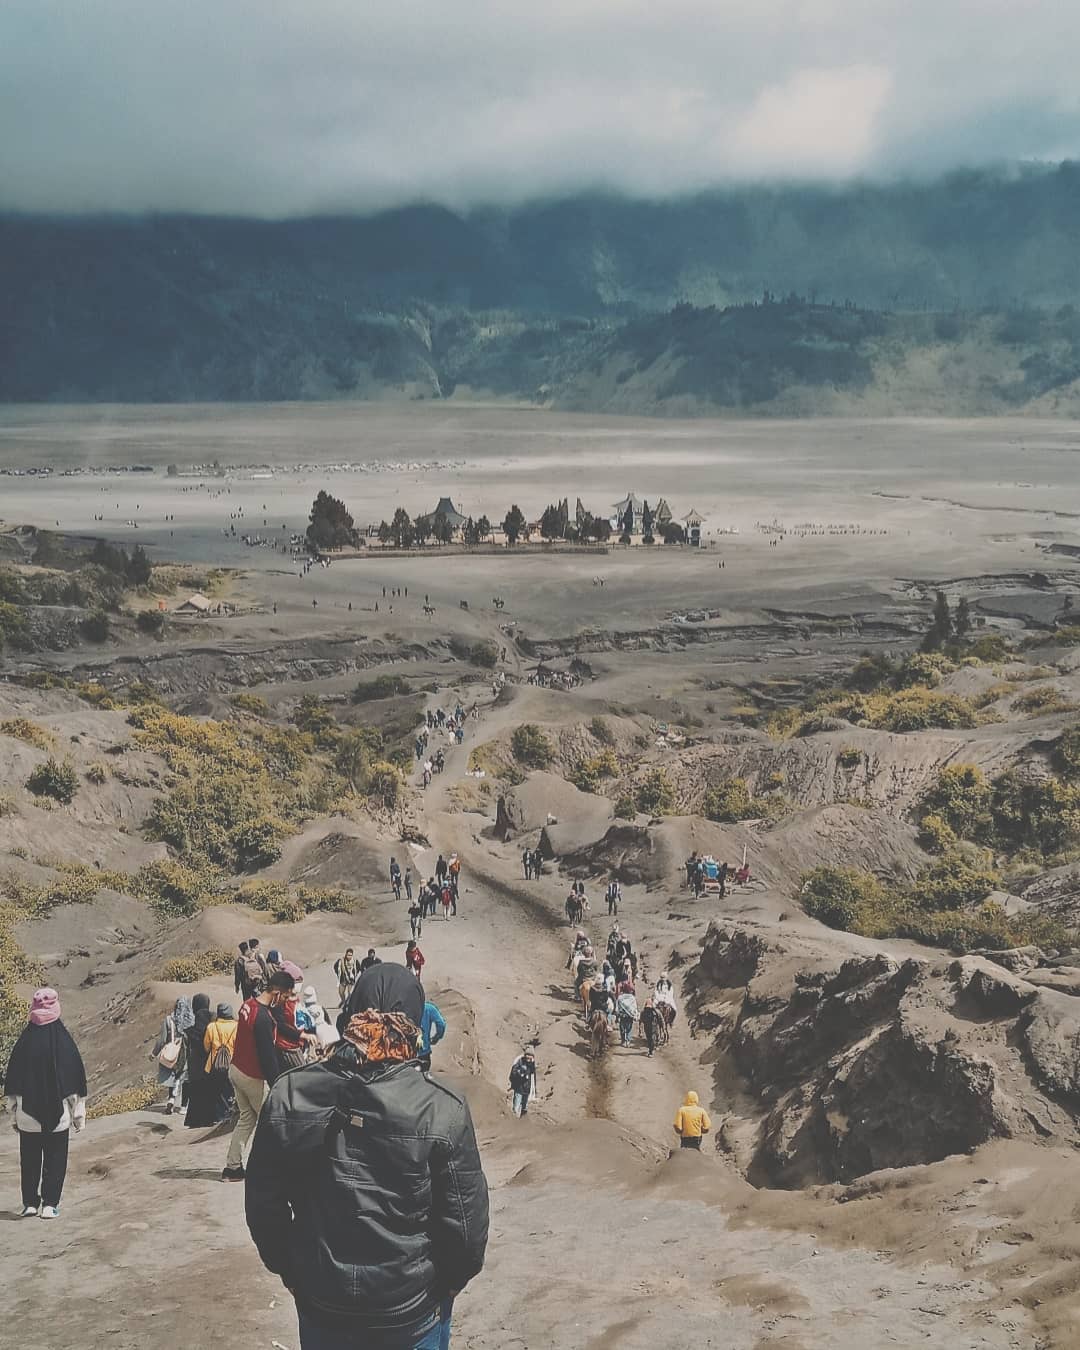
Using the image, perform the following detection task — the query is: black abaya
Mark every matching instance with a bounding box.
[182,1000,218,1128]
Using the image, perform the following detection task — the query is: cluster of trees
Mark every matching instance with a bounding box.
[922,592,974,651]
[307,492,359,551]
[376,508,495,549]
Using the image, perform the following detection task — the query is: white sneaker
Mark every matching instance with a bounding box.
[39,1205,59,1219]
[20,1205,39,1217]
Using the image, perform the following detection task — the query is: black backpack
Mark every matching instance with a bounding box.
[510,1059,533,1091]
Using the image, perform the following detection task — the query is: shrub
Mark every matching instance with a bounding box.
[133,859,221,916]
[230,815,287,871]
[351,674,410,703]
[0,719,55,751]
[635,768,675,815]
[1053,724,1080,780]
[84,762,108,784]
[845,652,895,692]
[917,765,994,844]
[230,692,269,716]
[136,610,165,636]
[801,866,889,931]
[613,793,636,819]
[511,724,554,769]
[589,716,616,746]
[569,749,619,794]
[1012,685,1075,716]
[366,760,403,810]
[990,771,1080,856]
[291,695,340,748]
[233,879,351,923]
[79,610,111,643]
[703,777,766,822]
[158,947,234,982]
[87,1080,159,1120]
[837,746,862,768]
[895,652,956,688]
[872,689,978,732]
[917,813,958,854]
[26,757,78,803]
[914,851,1000,909]
[0,791,15,817]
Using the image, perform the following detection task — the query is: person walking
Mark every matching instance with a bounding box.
[405,940,425,979]
[448,853,461,900]
[334,948,360,1008]
[153,996,192,1115]
[673,1091,711,1150]
[242,939,268,999]
[522,848,532,881]
[203,1003,238,1122]
[606,877,621,917]
[245,965,488,1350]
[403,867,414,903]
[223,968,293,1181]
[5,988,86,1219]
[234,941,250,999]
[616,988,639,1047]
[359,948,382,976]
[390,857,402,900]
[508,1049,538,1118]
[408,899,423,938]
[183,994,219,1128]
[434,854,448,887]
[641,998,662,1057]
[274,969,315,1071]
[419,999,446,1071]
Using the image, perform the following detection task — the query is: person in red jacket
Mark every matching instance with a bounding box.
[223,968,293,1181]
[405,940,425,978]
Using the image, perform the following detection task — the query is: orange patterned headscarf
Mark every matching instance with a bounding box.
[342,1010,419,1062]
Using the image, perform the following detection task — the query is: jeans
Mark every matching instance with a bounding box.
[226,1065,266,1168]
[512,1088,531,1116]
[19,1129,70,1208]
[680,1136,701,1150]
[298,1300,453,1350]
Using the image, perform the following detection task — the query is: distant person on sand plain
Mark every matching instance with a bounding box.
[673,1091,711,1150]
[245,965,488,1350]
[6,988,86,1219]
[522,848,532,880]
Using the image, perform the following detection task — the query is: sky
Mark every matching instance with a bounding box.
[3,0,1080,217]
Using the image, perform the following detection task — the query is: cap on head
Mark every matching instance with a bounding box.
[216,1002,234,1019]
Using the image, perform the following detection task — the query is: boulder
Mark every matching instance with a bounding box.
[1022,992,1080,1104]
[950,956,1039,1015]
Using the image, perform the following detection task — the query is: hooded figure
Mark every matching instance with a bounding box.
[184,994,219,1128]
[6,989,87,1216]
[246,961,488,1346]
[673,1091,711,1149]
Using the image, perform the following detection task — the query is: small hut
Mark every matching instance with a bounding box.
[175,593,211,615]
[682,509,705,547]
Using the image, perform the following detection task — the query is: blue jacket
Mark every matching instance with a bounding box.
[420,1002,446,1057]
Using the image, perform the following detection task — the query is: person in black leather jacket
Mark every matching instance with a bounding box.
[245,965,489,1349]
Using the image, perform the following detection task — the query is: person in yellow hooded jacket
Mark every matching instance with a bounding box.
[673,1090,711,1150]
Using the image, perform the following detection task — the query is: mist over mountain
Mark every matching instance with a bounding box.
[5,165,1080,413]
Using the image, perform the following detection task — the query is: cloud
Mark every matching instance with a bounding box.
[1,0,1079,215]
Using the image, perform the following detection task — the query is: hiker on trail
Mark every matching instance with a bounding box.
[566,890,583,925]
[718,861,729,898]
[245,965,489,1350]
[403,867,414,903]
[409,899,423,937]
[273,965,316,1071]
[673,1091,711,1150]
[234,941,250,997]
[183,995,219,1128]
[566,931,589,969]
[449,853,461,897]
[531,848,543,879]
[685,852,698,889]
[589,979,613,1021]
[239,939,267,999]
[606,877,621,916]
[435,854,448,885]
[508,1049,538,1117]
[654,973,678,1026]
[204,1004,238,1121]
[153,996,192,1115]
[423,760,432,788]
[572,945,597,995]
[335,948,360,1008]
[405,940,425,978]
[6,988,86,1219]
[302,987,339,1053]
[419,1000,446,1071]
[360,948,382,976]
[641,998,662,1057]
[266,950,285,983]
[522,848,532,880]
[606,924,622,966]
[390,857,402,899]
[439,882,453,921]
[223,968,294,1181]
[616,988,639,1046]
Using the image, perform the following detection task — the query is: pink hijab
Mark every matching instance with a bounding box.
[29,987,61,1026]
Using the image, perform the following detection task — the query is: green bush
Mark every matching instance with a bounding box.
[136,610,166,636]
[133,859,221,916]
[230,815,287,871]
[87,1080,158,1120]
[351,674,410,703]
[450,637,499,669]
[801,867,890,931]
[511,724,554,769]
[873,689,978,732]
[569,749,619,794]
[917,764,993,844]
[26,757,78,804]
[917,812,958,854]
[1,718,56,750]
[1054,724,1080,779]
[703,777,766,822]
[895,652,956,688]
[613,793,636,819]
[914,851,1000,909]
[233,879,351,923]
[990,771,1080,856]
[635,768,675,815]
[230,692,270,717]
[0,792,16,818]
[158,947,234,982]
[589,716,616,746]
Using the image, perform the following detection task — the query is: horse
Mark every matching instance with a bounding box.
[579,978,594,1022]
[589,1009,611,1059]
[565,894,583,926]
[459,599,469,610]
[423,604,436,617]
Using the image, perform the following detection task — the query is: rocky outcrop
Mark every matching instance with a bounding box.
[691,923,1080,1187]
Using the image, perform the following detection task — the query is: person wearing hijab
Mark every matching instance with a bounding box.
[204,1003,238,1123]
[153,996,193,1115]
[183,995,218,1128]
[5,988,87,1218]
[247,964,489,1350]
